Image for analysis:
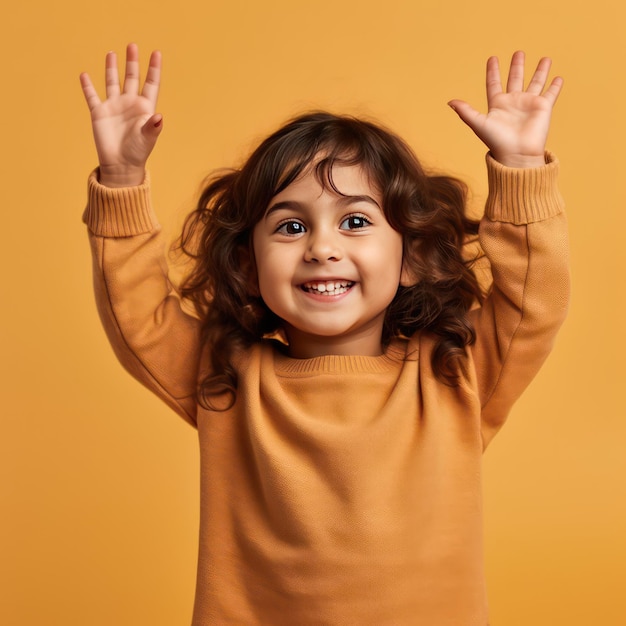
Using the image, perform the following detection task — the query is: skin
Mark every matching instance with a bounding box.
[252,164,407,358]
[80,44,163,187]
[80,45,563,355]
[447,53,563,168]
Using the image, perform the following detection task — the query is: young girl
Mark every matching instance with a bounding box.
[81,45,569,625]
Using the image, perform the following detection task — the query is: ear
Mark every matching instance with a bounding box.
[400,259,419,287]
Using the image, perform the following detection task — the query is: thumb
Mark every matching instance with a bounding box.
[141,113,164,142]
[447,99,484,133]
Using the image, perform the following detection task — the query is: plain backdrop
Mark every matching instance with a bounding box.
[2,1,624,624]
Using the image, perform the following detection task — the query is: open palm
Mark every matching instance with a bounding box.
[449,52,563,167]
[80,44,162,186]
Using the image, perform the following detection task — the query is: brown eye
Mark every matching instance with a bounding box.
[276,220,306,236]
[340,214,371,230]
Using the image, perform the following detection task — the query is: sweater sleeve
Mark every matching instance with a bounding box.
[83,170,201,427]
[470,153,570,449]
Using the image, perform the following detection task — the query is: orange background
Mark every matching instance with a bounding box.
[2,1,624,624]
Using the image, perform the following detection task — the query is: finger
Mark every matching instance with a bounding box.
[139,113,164,154]
[141,50,162,105]
[105,50,120,99]
[79,72,101,110]
[526,57,552,95]
[542,76,564,106]
[485,56,503,103]
[506,50,525,92]
[123,42,140,94]
[448,99,485,133]
[141,113,164,139]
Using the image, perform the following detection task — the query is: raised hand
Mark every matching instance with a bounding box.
[80,43,163,187]
[448,51,563,168]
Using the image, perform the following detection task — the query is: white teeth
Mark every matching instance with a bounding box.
[302,280,353,296]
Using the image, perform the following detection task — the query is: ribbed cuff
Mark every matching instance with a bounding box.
[484,152,564,224]
[82,169,159,237]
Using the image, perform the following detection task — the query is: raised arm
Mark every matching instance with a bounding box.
[449,52,570,447]
[81,45,201,426]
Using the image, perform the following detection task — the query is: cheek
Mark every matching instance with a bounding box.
[252,245,295,307]
[373,232,404,279]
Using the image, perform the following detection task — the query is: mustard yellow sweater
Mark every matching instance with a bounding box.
[84,154,570,625]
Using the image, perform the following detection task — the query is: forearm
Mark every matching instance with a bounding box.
[85,171,201,425]
[471,154,570,446]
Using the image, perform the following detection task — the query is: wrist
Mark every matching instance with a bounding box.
[98,165,147,187]
[490,152,546,168]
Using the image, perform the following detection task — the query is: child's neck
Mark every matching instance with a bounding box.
[283,326,385,359]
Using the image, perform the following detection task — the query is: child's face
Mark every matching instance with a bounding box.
[252,163,405,358]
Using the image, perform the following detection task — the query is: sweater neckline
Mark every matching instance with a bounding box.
[270,338,411,375]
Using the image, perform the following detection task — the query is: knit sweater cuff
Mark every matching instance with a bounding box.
[484,151,564,224]
[82,169,159,237]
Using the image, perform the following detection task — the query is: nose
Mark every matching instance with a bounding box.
[303,229,343,263]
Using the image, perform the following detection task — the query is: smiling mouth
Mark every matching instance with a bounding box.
[301,280,354,296]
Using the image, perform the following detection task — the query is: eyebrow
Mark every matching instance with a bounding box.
[265,194,381,218]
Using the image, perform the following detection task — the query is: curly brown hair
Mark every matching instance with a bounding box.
[176,112,484,408]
